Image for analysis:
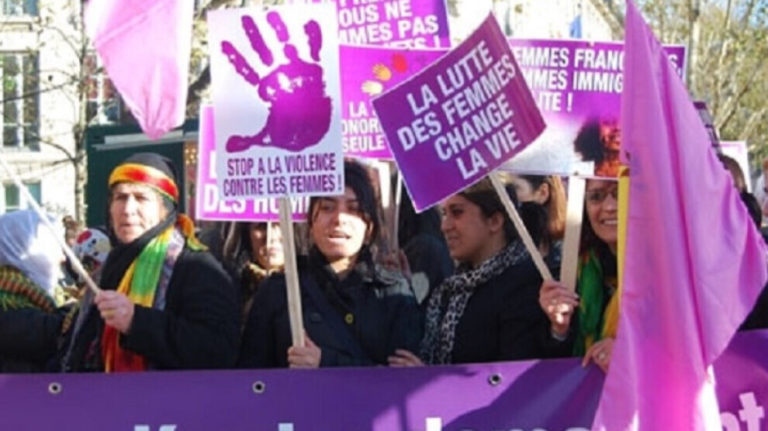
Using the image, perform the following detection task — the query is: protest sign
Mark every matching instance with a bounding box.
[0,330,765,430]
[286,0,450,48]
[502,39,685,177]
[195,105,309,222]
[373,14,545,212]
[208,4,344,200]
[341,46,447,159]
[336,0,451,48]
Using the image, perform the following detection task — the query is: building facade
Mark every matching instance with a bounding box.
[0,0,118,218]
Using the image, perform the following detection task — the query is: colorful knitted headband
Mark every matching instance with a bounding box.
[108,163,179,202]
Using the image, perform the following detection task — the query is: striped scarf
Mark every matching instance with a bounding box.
[101,215,201,372]
[573,249,620,356]
[0,266,56,313]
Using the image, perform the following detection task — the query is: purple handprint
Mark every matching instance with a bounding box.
[222,11,331,153]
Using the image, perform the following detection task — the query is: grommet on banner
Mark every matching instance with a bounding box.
[48,382,62,395]
[252,381,266,394]
[487,373,503,386]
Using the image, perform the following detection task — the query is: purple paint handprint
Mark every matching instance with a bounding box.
[221,11,331,153]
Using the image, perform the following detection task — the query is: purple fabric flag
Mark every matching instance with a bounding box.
[85,0,193,139]
[591,2,768,430]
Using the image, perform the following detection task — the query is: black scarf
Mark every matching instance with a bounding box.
[100,210,177,291]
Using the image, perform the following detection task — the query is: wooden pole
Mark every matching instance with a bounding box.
[489,173,553,281]
[560,176,585,292]
[278,196,305,347]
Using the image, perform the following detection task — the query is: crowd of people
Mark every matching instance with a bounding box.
[0,149,765,374]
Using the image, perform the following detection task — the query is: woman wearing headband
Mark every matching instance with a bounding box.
[60,153,239,372]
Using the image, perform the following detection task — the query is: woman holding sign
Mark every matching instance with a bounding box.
[389,179,549,366]
[239,160,422,368]
[538,179,619,372]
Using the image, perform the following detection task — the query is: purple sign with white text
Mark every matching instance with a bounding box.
[502,39,686,177]
[287,0,451,48]
[341,45,447,159]
[373,14,546,212]
[336,0,451,48]
[195,105,309,222]
[0,330,765,430]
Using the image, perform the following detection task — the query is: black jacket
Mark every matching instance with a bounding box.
[61,249,239,371]
[0,306,69,372]
[239,250,422,368]
[443,257,548,364]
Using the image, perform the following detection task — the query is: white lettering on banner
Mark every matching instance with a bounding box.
[342,134,387,153]
[209,152,217,180]
[347,102,369,118]
[133,426,176,431]
[342,118,381,135]
[573,48,623,70]
[203,183,247,214]
[425,417,441,431]
[337,0,440,46]
[571,70,623,93]
[721,392,764,431]
[511,46,570,68]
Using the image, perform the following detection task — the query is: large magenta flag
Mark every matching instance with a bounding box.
[85,0,193,139]
[592,2,767,430]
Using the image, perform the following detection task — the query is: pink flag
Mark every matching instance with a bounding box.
[592,1,767,430]
[85,0,193,139]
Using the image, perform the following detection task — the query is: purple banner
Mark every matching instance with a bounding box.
[194,105,309,222]
[336,0,450,48]
[0,330,765,430]
[341,46,447,159]
[373,14,545,212]
[502,39,686,177]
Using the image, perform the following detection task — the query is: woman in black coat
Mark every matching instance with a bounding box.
[61,153,239,372]
[389,178,548,366]
[239,160,422,368]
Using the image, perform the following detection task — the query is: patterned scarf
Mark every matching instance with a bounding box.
[573,248,619,356]
[0,266,56,313]
[420,241,529,365]
[100,215,200,372]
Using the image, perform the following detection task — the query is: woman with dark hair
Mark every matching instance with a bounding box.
[507,174,566,269]
[239,160,422,368]
[60,153,239,372]
[389,178,548,365]
[217,222,284,329]
[574,117,621,177]
[539,179,619,371]
[397,189,454,304]
[0,210,67,372]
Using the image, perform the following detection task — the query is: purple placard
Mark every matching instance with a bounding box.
[502,39,686,177]
[286,0,450,48]
[195,105,309,222]
[340,45,447,159]
[373,14,546,212]
[0,330,765,430]
[336,0,451,48]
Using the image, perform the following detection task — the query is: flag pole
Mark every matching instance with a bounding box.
[0,155,101,295]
